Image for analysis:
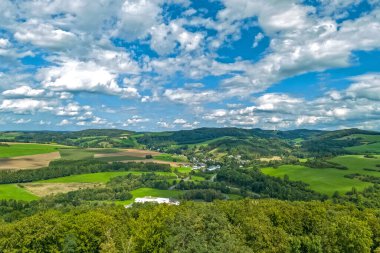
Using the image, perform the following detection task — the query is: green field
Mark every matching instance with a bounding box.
[262,165,372,195]
[0,143,63,158]
[37,171,177,183]
[346,142,380,153]
[0,184,39,201]
[59,149,94,160]
[175,166,192,173]
[339,134,380,142]
[153,154,188,162]
[262,155,380,195]
[95,155,144,162]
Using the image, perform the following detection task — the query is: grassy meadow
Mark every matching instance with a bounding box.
[37,171,177,184]
[0,184,39,201]
[0,143,62,158]
[262,155,380,195]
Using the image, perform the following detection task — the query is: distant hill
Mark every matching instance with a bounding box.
[1,127,380,156]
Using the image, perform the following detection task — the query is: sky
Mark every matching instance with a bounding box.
[1,0,380,131]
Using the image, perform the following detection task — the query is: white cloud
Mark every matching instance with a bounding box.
[57,119,71,126]
[14,118,31,124]
[2,86,45,98]
[0,99,54,114]
[117,0,162,41]
[37,59,140,98]
[347,74,380,100]
[253,32,264,48]
[14,19,78,49]
[173,118,187,124]
[123,115,150,126]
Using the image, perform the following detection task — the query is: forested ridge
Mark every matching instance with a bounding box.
[0,200,379,252]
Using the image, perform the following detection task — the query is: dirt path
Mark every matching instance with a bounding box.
[0,152,61,170]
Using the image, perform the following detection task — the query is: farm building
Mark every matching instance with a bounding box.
[125,196,180,208]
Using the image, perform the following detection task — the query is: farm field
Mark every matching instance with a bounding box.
[94,148,161,158]
[153,154,188,162]
[22,183,102,197]
[37,171,177,184]
[0,152,61,170]
[262,165,372,195]
[339,134,380,142]
[346,142,380,153]
[0,184,39,201]
[0,143,63,158]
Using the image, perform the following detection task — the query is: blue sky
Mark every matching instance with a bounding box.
[1,0,380,131]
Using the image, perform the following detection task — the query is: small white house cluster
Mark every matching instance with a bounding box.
[125,196,180,208]
[206,165,221,171]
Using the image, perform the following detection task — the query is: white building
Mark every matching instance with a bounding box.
[207,165,221,171]
[125,197,180,208]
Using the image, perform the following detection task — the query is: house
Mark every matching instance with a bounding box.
[206,165,221,171]
[125,196,180,208]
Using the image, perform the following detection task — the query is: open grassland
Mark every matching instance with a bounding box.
[37,171,177,184]
[339,134,380,142]
[262,165,372,195]
[0,152,61,170]
[94,148,161,159]
[262,155,380,195]
[0,143,63,158]
[346,142,380,153]
[153,154,188,162]
[329,155,380,176]
[59,149,94,160]
[22,183,102,197]
[0,184,39,201]
[175,166,192,173]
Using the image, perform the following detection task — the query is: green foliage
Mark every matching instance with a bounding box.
[0,160,172,184]
[0,200,378,252]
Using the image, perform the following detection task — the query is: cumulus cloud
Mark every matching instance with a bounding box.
[37,59,140,98]
[14,20,78,49]
[0,99,54,114]
[347,74,380,100]
[2,86,45,98]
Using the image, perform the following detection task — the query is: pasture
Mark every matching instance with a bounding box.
[37,171,177,184]
[0,143,62,158]
[262,165,371,195]
[346,142,380,153]
[0,184,39,201]
[262,155,380,195]
[153,154,188,162]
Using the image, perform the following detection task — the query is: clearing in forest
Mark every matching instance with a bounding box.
[22,183,102,197]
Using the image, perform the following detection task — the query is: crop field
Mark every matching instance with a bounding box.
[0,143,62,158]
[96,155,145,162]
[0,184,39,201]
[22,183,102,197]
[339,134,380,142]
[153,154,188,162]
[37,171,177,184]
[94,148,161,159]
[0,152,61,170]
